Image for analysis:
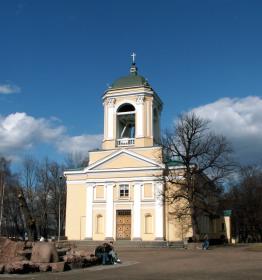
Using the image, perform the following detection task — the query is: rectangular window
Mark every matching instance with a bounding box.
[119,184,129,198]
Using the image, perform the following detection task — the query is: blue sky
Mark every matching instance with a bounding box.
[0,0,262,166]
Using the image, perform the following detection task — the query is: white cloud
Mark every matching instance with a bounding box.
[191,96,262,164]
[0,83,21,94]
[0,112,102,160]
[58,134,103,155]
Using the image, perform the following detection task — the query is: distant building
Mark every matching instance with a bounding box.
[64,59,230,242]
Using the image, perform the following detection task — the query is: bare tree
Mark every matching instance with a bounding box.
[35,158,52,238]
[224,165,262,242]
[17,187,38,241]
[0,157,9,234]
[48,161,66,239]
[64,152,89,169]
[162,113,234,239]
[20,156,39,226]
[0,157,25,238]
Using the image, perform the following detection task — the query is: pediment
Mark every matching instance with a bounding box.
[88,149,163,171]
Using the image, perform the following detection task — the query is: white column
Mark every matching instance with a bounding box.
[133,183,142,240]
[103,102,107,140]
[107,98,116,139]
[105,183,114,240]
[86,184,94,240]
[155,182,164,240]
[136,95,145,137]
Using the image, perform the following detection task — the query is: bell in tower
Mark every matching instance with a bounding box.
[102,55,163,150]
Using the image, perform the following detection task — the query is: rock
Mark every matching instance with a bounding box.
[63,254,81,263]
[31,242,59,263]
[37,263,51,272]
[24,241,33,249]
[0,264,5,274]
[5,261,30,274]
[75,250,90,257]
[0,239,26,263]
[50,262,65,272]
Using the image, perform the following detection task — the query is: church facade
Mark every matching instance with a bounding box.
[64,61,230,242]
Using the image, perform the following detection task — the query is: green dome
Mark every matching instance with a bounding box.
[111,63,150,89]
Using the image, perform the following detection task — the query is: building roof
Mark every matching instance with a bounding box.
[111,63,150,89]
[167,160,184,167]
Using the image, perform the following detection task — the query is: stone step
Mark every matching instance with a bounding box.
[167,241,185,249]
[59,240,184,249]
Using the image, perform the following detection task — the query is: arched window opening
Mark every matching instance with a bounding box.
[96,215,103,234]
[117,103,136,146]
[145,214,153,234]
[117,103,135,113]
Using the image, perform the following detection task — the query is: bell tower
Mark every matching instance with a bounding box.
[102,56,163,150]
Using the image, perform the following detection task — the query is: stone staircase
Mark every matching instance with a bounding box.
[58,240,184,250]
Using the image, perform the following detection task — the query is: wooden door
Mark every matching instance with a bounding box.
[116,210,131,240]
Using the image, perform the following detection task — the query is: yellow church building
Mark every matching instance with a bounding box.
[64,59,230,243]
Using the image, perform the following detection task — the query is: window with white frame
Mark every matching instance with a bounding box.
[119,184,129,198]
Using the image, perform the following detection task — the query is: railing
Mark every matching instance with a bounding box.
[117,138,135,147]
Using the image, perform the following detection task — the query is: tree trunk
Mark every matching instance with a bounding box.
[17,188,38,241]
[191,207,200,241]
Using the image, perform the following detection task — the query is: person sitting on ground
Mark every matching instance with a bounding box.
[108,241,121,264]
[202,234,209,250]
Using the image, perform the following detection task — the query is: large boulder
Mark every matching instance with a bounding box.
[5,261,39,274]
[31,242,59,263]
[0,238,26,263]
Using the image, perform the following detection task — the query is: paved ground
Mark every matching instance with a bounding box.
[1,246,262,280]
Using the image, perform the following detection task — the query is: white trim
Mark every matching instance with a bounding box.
[103,89,154,99]
[105,183,114,238]
[133,182,142,239]
[88,149,164,171]
[136,99,144,137]
[154,182,164,240]
[86,184,94,239]
[64,147,165,175]
[64,165,162,175]
[66,180,86,185]
[118,183,131,200]
[115,99,137,113]
[88,166,162,173]
[147,100,150,137]
[89,146,162,153]
[67,177,162,186]
[114,202,134,205]
[107,105,114,139]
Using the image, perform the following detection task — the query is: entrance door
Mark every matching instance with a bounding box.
[116,210,131,240]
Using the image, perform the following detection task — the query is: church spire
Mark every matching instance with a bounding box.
[130,52,138,76]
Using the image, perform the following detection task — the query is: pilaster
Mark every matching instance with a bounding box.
[133,183,142,241]
[106,97,116,140]
[105,183,114,240]
[85,184,94,240]
[136,95,145,138]
[154,182,164,240]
